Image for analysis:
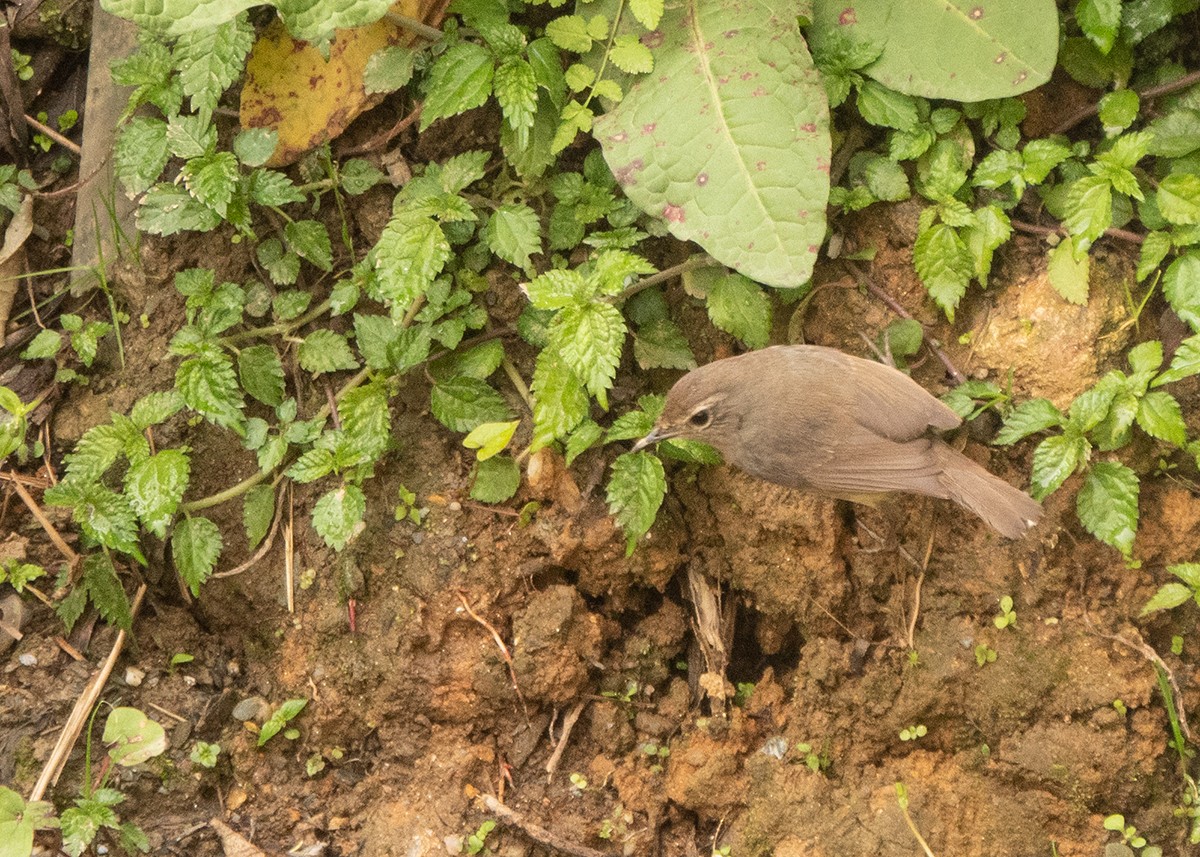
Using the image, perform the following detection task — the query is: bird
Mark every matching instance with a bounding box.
[631,345,1042,538]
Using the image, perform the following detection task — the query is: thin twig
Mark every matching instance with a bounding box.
[213,484,286,578]
[30,584,147,800]
[1053,69,1200,136]
[23,113,81,156]
[480,794,609,857]
[905,532,934,650]
[456,591,528,715]
[1011,218,1144,245]
[544,699,587,780]
[7,475,80,568]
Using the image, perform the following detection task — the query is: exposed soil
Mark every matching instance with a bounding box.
[5,30,1200,857]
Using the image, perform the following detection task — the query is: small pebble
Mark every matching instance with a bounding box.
[18,653,37,667]
[124,666,146,687]
[760,736,788,759]
[411,532,425,545]
[448,501,461,512]
[231,696,272,723]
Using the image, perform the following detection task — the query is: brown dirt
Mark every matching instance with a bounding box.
[4,99,1200,857]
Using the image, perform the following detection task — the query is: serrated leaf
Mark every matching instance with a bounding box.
[494,57,537,145]
[338,380,391,462]
[546,15,592,52]
[857,80,919,131]
[1163,252,1200,332]
[914,221,972,320]
[81,552,133,631]
[64,423,126,483]
[1030,432,1089,500]
[629,0,664,28]
[172,516,222,596]
[243,483,276,549]
[1136,390,1187,446]
[1140,582,1194,616]
[1063,174,1112,250]
[810,0,1058,100]
[531,349,589,450]
[284,219,332,271]
[20,328,63,360]
[606,451,667,555]
[595,0,829,288]
[298,330,359,375]
[524,268,591,308]
[238,344,286,406]
[565,420,604,465]
[176,355,245,431]
[1158,173,1200,226]
[137,184,223,235]
[431,377,512,432]
[1137,230,1172,282]
[1154,335,1200,385]
[375,210,451,313]
[174,14,254,122]
[550,301,627,407]
[705,273,772,348]
[312,484,365,550]
[181,150,239,217]
[1076,0,1121,54]
[470,454,521,503]
[634,318,697,370]
[114,117,170,195]
[1047,238,1090,305]
[125,450,190,539]
[421,42,495,129]
[1076,460,1138,558]
[103,0,394,45]
[609,34,654,74]
[485,203,541,269]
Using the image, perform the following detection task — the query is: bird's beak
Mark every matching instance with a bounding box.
[631,426,664,453]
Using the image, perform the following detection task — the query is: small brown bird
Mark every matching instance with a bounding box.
[632,345,1042,538]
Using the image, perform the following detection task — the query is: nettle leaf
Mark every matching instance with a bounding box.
[1140,581,1195,617]
[565,420,604,465]
[431,376,512,433]
[634,318,697,370]
[1076,0,1121,54]
[595,0,829,288]
[494,57,537,145]
[138,184,223,235]
[114,117,169,195]
[125,449,190,539]
[546,15,592,52]
[1136,390,1187,446]
[176,354,245,432]
[1163,252,1200,332]
[809,0,1057,100]
[470,454,521,503]
[174,13,254,122]
[857,80,920,131]
[914,221,972,320]
[705,273,772,349]
[64,423,127,482]
[629,0,664,29]
[531,349,589,450]
[364,45,416,94]
[1063,174,1112,251]
[172,515,223,597]
[1158,173,1200,225]
[550,302,627,408]
[46,481,145,562]
[339,380,391,462]
[238,344,286,406]
[131,390,184,429]
[1030,432,1089,500]
[103,0,393,44]
[312,484,366,551]
[1076,460,1138,559]
[298,330,359,375]
[375,210,451,313]
[233,127,278,166]
[485,203,541,270]
[421,42,495,129]
[1154,334,1200,385]
[181,150,239,218]
[606,451,667,556]
[285,220,333,272]
[81,552,133,631]
[1137,230,1172,282]
[243,483,275,549]
[524,268,591,309]
[1047,237,1090,305]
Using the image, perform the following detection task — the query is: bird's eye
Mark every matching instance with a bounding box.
[688,408,711,428]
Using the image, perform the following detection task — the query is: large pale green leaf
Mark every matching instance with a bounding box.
[810,0,1058,101]
[594,0,830,288]
[102,0,394,44]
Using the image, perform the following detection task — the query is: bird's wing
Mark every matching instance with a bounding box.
[786,346,962,441]
[802,431,950,499]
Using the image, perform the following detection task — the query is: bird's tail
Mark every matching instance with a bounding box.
[935,446,1043,539]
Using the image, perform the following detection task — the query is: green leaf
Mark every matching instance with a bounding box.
[1163,252,1200,332]
[1063,175,1112,250]
[564,420,604,466]
[20,328,63,360]
[63,423,126,482]
[114,117,170,195]
[1136,390,1187,446]
[238,344,286,406]
[233,127,277,166]
[1030,432,1089,500]
[485,203,541,269]
[531,350,589,450]
[545,15,592,52]
[470,454,521,503]
[257,697,308,746]
[81,552,134,631]
[964,204,1012,287]
[549,302,627,407]
[524,268,591,309]
[1137,231,1172,282]
[1047,238,1090,305]
[594,0,829,288]
[374,210,451,312]
[103,707,168,766]
[176,354,245,431]
[996,398,1064,445]
[705,274,771,349]
[312,484,365,551]
[1155,335,1200,385]
[809,0,1057,100]
[421,42,495,129]
[609,34,654,74]
[1076,0,1121,54]
[1170,562,1200,589]
[1076,460,1138,559]
[431,377,512,433]
[1127,340,1163,375]
[243,483,275,549]
[494,57,537,145]
[46,482,145,563]
[172,516,223,596]
[174,14,254,122]
[857,80,919,131]
[130,390,183,429]
[1140,582,1194,616]
[1158,173,1200,226]
[298,330,359,375]
[364,44,416,94]
[283,220,332,271]
[633,318,696,370]
[181,150,238,217]
[463,420,519,461]
[1097,88,1138,131]
[606,451,667,555]
[125,449,190,539]
[1146,108,1200,158]
[339,380,391,462]
[629,0,663,29]
[914,221,972,321]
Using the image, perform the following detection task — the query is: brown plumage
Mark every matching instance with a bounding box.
[632,345,1042,538]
